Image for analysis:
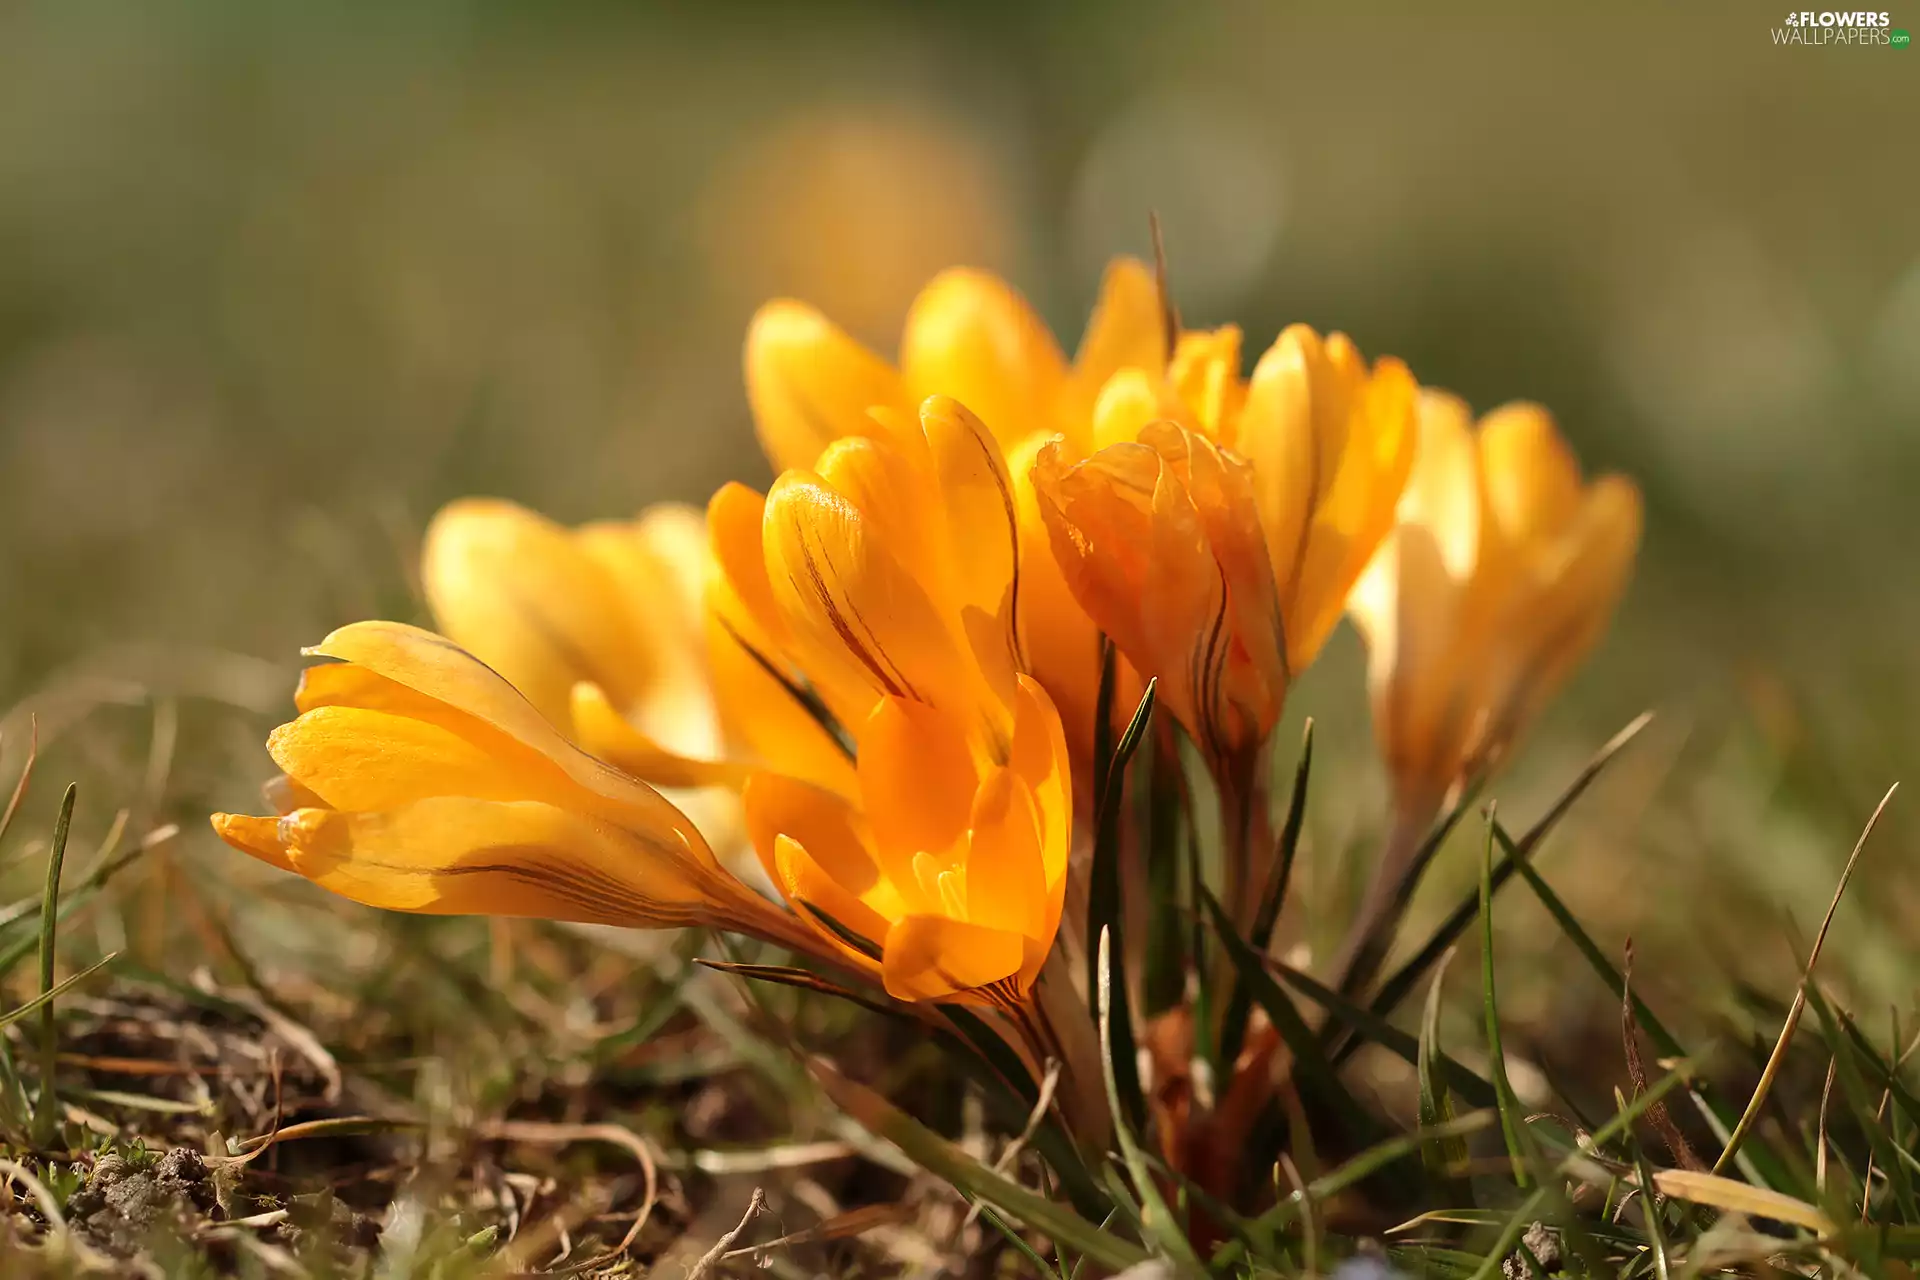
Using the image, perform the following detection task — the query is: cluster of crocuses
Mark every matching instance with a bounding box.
[213,257,1641,1162]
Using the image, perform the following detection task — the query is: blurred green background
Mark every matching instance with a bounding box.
[1,2,1915,1030]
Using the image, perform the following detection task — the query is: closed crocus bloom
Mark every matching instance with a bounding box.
[1033,421,1287,773]
[421,498,734,789]
[710,396,1076,1007]
[1349,392,1644,820]
[211,621,819,954]
[1236,325,1420,677]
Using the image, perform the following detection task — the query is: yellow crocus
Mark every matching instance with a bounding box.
[709,395,1076,1008]
[211,621,818,955]
[742,259,1170,772]
[1349,392,1644,823]
[420,497,735,789]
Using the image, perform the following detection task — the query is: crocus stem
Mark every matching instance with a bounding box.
[1218,746,1273,939]
[1325,801,1438,1001]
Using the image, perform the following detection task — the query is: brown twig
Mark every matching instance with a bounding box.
[686,1187,766,1280]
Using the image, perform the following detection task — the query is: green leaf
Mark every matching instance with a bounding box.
[1218,720,1313,1072]
[1086,665,1157,1134]
[1097,927,1206,1276]
[1200,888,1380,1151]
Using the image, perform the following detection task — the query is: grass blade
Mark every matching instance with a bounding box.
[32,782,76,1146]
[1419,947,1470,1185]
[1,952,117,1032]
[1270,959,1497,1109]
[1479,808,1530,1186]
[1365,711,1653,1026]
[1201,888,1380,1150]
[811,1054,1149,1274]
[0,717,36,853]
[1098,927,1205,1275]
[1712,783,1893,1175]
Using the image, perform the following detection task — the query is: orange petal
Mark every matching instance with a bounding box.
[211,813,296,873]
[881,914,1026,1001]
[962,766,1046,940]
[856,697,977,878]
[744,772,905,948]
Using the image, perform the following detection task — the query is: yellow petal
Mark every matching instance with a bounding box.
[1240,326,1416,671]
[421,498,650,726]
[1168,325,1245,444]
[1008,674,1072,912]
[745,299,908,474]
[268,704,562,814]
[1070,256,1166,415]
[763,472,964,719]
[881,914,1026,1002]
[304,622,710,855]
[856,697,977,879]
[900,268,1068,449]
[568,681,748,790]
[235,798,720,926]
[1032,437,1220,747]
[1476,402,1585,546]
[1348,391,1484,802]
[705,610,860,798]
[743,772,905,947]
[1090,369,1172,452]
[918,395,1024,706]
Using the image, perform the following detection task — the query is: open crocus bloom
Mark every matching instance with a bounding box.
[743,259,1169,777]
[1348,391,1644,825]
[708,395,1073,1007]
[211,621,817,954]
[421,497,736,789]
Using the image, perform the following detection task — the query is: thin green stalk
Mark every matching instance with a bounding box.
[33,783,76,1146]
[1479,807,1530,1187]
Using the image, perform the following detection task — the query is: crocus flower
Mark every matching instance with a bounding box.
[211,621,816,955]
[1349,391,1643,825]
[1031,422,1286,774]
[420,497,734,788]
[709,395,1075,1008]
[741,259,1170,775]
